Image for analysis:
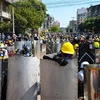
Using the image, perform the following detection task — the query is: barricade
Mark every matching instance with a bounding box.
[6,56,40,100]
[84,64,100,100]
[40,59,78,100]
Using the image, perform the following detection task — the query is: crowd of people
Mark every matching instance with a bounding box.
[0,33,32,43]
[40,32,100,49]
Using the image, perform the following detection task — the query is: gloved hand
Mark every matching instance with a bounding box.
[53,55,68,66]
[43,55,53,60]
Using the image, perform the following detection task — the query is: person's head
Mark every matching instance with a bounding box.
[74,44,79,49]
[94,42,99,48]
[60,42,74,60]
[81,61,89,69]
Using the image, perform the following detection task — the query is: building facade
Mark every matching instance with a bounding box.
[77,7,87,25]
[0,0,12,22]
[40,14,55,33]
[53,20,60,27]
[87,4,100,18]
[69,20,77,33]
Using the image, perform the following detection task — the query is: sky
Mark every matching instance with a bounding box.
[42,0,100,27]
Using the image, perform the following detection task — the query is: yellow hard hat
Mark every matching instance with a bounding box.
[61,42,74,54]
[74,44,79,48]
[0,43,4,47]
[94,42,99,48]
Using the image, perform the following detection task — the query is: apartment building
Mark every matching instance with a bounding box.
[0,0,13,22]
[77,7,87,25]
[87,4,100,18]
[69,20,77,33]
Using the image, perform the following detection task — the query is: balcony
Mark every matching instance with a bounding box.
[4,0,13,4]
[0,10,11,19]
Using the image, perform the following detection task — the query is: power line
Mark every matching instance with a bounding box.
[45,0,96,5]
[46,1,100,8]
[47,1,100,7]
[45,0,84,5]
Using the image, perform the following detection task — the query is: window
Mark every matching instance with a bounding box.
[2,2,9,13]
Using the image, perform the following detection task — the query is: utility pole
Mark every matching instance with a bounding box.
[12,6,15,34]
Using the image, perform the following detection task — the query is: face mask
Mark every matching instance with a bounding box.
[65,57,71,61]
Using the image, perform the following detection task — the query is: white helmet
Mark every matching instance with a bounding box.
[78,70,84,81]
[81,61,89,68]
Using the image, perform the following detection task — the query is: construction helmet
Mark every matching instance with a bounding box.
[61,42,74,54]
[74,44,79,48]
[81,61,89,68]
[78,70,84,81]
[94,42,99,48]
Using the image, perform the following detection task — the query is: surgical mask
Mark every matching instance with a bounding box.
[65,57,71,61]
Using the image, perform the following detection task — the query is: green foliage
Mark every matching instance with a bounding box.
[49,25,60,32]
[78,16,100,33]
[84,17,95,31]
[12,0,46,34]
[78,23,85,32]
[0,22,11,32]
[66,26,72,32]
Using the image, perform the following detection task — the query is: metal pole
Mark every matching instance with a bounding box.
[12,7,15,33]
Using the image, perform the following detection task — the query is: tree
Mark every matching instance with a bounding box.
[11,0,46,34]
[49,25,60,32]
[83,17,95,32]
[78,23,85,32]
[66,26,72,32]
[0,22,11,33]
[94,16,100,33]
[77,16,100,33]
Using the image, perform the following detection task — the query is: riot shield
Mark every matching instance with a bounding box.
[34,40,40,59]
[40,59,78,100]
[6,56,40,100]
[84,64,100,100]
[0,60,2,100]
[1,59,8,100]
[55,43,61,53]
[46,41,54,54]
[78,43,95,68]
[14,41,24,50]
[24,41,32,49]
[40,44,46,59]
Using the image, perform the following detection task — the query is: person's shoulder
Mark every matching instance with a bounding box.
[43,53,57,60]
